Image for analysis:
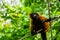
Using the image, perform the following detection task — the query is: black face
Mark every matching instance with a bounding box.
[30,13,39,20]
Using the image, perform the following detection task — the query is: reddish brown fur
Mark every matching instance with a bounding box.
[29,13,50,34]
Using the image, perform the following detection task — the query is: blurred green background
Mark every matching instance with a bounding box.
[0,0,60,40]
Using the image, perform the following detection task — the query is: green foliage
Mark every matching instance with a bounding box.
[0,0,60,40]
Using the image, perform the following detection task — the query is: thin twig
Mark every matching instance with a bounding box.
[48,0,53,40]
[19,33,31,40]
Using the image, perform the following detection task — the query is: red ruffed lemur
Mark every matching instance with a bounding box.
[29,12,50,40]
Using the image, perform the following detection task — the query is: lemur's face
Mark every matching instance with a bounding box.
[29,13,39,20]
